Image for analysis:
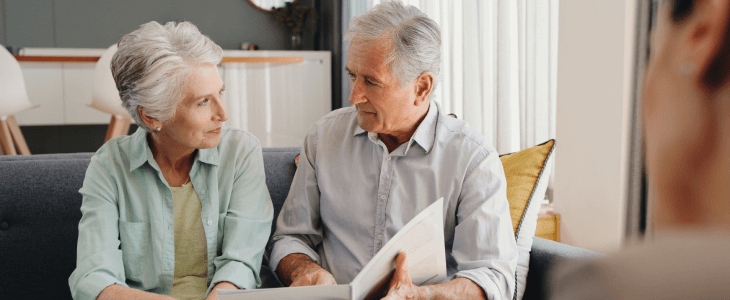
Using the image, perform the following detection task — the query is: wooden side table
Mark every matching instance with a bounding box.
[536,205,560,242]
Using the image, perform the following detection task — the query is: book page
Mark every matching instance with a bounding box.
[351,198,447,300]
[218,284,351,300]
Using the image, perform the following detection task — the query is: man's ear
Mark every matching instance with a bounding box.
[683,0,730,88]
[414,71,434,105]
[138,106,162,130]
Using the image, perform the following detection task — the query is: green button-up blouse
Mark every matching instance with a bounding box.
[68,127,273,300]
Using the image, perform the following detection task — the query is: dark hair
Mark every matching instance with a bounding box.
[670,0,694,22]
[670,0,730,89]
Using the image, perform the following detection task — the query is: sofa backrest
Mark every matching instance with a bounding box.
[0,147,300,299]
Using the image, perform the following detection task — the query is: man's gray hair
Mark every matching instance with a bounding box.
[344,1,441,88]
[111,21,222,132]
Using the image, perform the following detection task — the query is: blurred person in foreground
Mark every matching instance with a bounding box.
[552,0,730,299]
[68,21,273,300]
[268,2,517,300]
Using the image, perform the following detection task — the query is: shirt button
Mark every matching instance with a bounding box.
[201,190,206,195]
[386,156,391,161]
[380,195,386,200]
[207,220,212,226]
[377,235,383,240]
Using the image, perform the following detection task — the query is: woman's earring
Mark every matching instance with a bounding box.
[156,127,161,132]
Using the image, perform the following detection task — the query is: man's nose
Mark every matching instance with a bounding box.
[348,79,366,105]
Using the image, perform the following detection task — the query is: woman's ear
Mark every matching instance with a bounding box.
[683,0,730,88]
[414,71,434,105]
[138,106,162,131]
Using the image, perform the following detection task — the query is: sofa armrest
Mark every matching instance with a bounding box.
[522,237,604,300]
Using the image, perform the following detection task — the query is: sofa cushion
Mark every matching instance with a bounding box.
[0,156,93,299]
[260,147,300,237]
[499,139,555,300]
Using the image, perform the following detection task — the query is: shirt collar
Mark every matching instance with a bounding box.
[352,100,439,154]
[410,100,438,154]
[128,127,220,172]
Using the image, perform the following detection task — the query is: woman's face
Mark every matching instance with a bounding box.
[642,0,723,226]
[161,63,228,151]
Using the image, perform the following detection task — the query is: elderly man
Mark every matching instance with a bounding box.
[268,2,517,300]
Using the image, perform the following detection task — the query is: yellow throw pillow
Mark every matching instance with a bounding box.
[500,139,555,235]
[499,139,555,300]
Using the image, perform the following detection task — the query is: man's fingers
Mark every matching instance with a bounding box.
[394,251,411,287]
[314,271,337,286]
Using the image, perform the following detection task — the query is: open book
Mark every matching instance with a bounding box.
[219,198,447,300]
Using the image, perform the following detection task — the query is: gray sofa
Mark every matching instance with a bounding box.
[0,148,602,299]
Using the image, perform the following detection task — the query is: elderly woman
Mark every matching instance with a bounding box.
[553,0,730,299]
[68,21,273,300]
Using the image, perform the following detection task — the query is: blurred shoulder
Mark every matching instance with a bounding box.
[434,111,497,158]
[304,106,359,141]
[218,127,262,156]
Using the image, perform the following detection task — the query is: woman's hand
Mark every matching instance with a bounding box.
[205,281,239,300]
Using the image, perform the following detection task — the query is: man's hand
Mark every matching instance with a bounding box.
[277,253,337,287]
[205,281,238,300]
[381,252,428,300]
[290,263,338,287]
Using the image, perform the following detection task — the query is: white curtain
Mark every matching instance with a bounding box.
[350,0,558,155]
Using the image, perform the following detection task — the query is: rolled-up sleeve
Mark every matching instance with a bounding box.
[268,128,324,273]
[69,155,128,300]
[209,142,274,294]
[451,150,518,300]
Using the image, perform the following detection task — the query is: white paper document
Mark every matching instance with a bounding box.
[219,198,447,300]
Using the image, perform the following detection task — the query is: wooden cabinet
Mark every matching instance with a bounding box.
[13,48,332,148]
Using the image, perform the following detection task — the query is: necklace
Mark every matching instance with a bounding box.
[181,177,191,186]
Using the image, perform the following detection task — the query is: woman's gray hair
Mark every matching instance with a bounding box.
[111,21,222,132]
[344,1,441,89]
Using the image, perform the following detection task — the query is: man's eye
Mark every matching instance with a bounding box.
[199,99,209,106]
[365,79,375,85]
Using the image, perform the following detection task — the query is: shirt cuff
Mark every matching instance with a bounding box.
[69,250,127,300]
[452,268,510,300]
[208,261,257,296]
[73,271,127,300]
[269,236,322,274]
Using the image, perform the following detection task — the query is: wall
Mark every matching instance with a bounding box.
[0,0,287,50]
[553,0,638,254]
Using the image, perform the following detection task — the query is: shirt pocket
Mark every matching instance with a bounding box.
[119,220,151,277]
[216,212,226,254]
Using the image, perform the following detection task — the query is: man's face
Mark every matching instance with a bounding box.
[346,36,419,136]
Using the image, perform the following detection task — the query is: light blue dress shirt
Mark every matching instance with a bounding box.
[269,101,518,300]
[69,127,273,300]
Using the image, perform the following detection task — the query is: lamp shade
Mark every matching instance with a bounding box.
[0,45,34,117]
[90,44,130,117]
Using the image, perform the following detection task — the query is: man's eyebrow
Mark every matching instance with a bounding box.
[345,66,353,74]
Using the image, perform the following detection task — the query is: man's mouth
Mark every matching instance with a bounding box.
[357,105,375,114]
